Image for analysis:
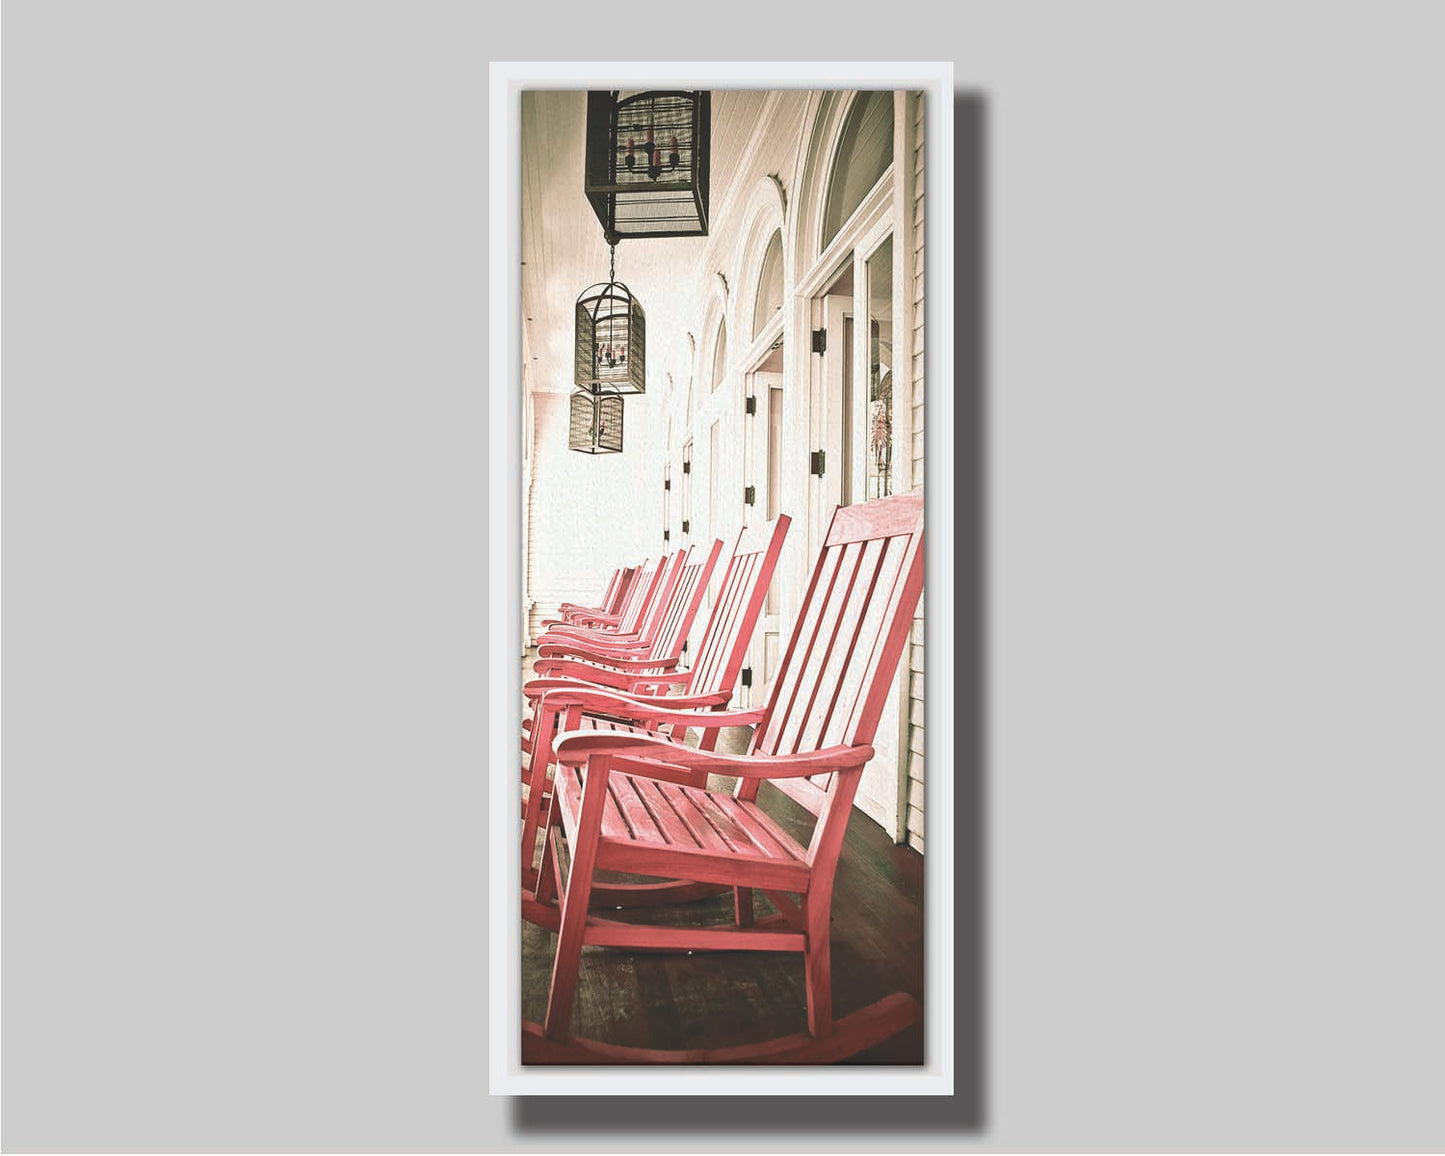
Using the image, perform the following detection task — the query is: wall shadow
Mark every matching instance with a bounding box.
[512,88,988,1135]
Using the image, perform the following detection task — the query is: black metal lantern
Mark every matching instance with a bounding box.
[574,265,646,394]
[568,388,624,454]
[585,90,711,242]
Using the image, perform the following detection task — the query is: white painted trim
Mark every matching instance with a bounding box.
[698,89,784,275]
[797,174,895,299]
[739,310,784,377]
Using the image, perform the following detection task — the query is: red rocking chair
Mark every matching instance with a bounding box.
[518,541,719,766]
[524,493,924,1064]
[553,563,637,626]
[519,516,790,908]
[531,541,717,677]
[535,552,669,642]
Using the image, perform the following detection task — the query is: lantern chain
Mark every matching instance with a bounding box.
[609,243,616,284]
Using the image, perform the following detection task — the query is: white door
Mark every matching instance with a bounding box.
[807,254,905,841]
[743,351,784,710]
[806,291,851,563]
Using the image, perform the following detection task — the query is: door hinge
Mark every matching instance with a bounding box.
[740,666,753,688]
[682,460,691,474]
[744,395,756,416]
[810,450,826,477]
[663,478,671,490]
[681,519,690,534]
[811,328,827,355]
[743,485,755,506]
[663,529,670,541]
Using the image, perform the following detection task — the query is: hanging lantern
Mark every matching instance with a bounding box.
[568,388,624,454]
[585,90,711,242]
[574,247,646,393]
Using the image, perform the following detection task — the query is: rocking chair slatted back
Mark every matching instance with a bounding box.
[648,540,724,660]
[590,567,623,619]
[633,549,688,648]
[615,557,665,636]
[687,515,791,696]
[749,493,924,816]
[602,565,636,616]
[517,524,784,898]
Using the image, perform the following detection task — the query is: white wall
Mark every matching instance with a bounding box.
[526,390,662,638]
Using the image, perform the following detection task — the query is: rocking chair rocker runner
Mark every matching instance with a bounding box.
[525,493,924,1064]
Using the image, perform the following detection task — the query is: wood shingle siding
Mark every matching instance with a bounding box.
[905,92,926,852]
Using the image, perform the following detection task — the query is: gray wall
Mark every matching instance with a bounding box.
[6,1,1444,1151]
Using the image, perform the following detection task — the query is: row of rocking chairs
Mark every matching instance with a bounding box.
[520,491,925,1064]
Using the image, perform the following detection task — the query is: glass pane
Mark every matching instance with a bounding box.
[866,236,894,500]
[822,92,894,249]
[711,321,727,392]
[752,231,784,340]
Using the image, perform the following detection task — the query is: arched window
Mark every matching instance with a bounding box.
[821,91,894,250]
[751,230,784,340]
[710,319,727,393]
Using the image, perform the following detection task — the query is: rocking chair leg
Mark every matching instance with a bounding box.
[542,759,610,1041]
[520,704,558,881]
[533,813,561,907]
[804,894,833,1040]
[734,886,754,928]
[542,853,594,1040]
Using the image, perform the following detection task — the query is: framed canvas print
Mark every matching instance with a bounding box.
[489,62,955,1095]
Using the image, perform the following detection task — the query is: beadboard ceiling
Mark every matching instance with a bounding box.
[519,89,772,395]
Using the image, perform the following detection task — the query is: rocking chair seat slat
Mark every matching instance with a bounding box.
[553,766,812,893]
[708,791,807,863]
[626,776,705,849]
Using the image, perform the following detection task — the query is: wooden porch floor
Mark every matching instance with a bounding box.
[519,651,925,1064]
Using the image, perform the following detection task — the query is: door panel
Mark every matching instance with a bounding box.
[742,361,784,710]
[808,260,905,841]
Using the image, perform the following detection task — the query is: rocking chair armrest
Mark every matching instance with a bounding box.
[543,613,613,628]
[523,676,727,711]
[536,648,678,671]
[524,668,695,698]
[556,600,607,615]
[536,624,641,644]
[562,609,624,628]
[539,687,766,733]
[542,620,640,638]
[530,658,675,690]
[539,617,600,632]
[553,727,872,781]
[536,635,650,657]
